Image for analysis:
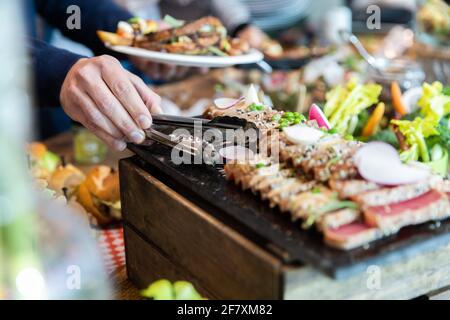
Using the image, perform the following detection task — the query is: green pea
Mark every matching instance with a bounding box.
[272,114,282,122]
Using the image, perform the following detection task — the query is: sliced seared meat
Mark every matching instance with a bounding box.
[354,180,435,207]
[241,164,282,190]
[364,190,450,232]
[249,169,294,194]
[316,208,361,231]
[266,178,316,208]
[324,222,382,250]
[143,16,223,43]
[329,179,380,199]
[286,187,335,221]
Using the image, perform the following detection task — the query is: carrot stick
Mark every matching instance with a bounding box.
[362,102,385,138]
[391,81,407,116]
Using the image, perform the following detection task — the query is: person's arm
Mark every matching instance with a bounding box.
[29,38,84,107]
[34,0,132,56]
[210,0,267,48]
[210,0,250,35]
[29,38,161,150]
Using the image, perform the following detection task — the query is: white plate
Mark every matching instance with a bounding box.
[106,44,264,67]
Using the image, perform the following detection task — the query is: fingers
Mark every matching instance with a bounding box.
[72,87,124,139]
[82,78,145,144]
[101,57,153,130]
[82,116,127,152]
[128,72,162,114]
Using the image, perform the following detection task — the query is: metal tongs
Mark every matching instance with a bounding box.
[143,114,258,157]
[151,114,248,130]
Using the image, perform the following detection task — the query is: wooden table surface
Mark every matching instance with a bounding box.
[44,131,142,300]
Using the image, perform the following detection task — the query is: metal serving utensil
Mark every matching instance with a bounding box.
[338,29,385,75]
[339,29,425,89]
[142,115,259,159]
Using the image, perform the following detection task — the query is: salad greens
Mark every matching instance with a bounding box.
[418,81,450,118]
[390,82,450,167]
[271,111,305,129]
[391,115,439,162]
[366,129,400,149]
[323,78,382,135]
[163,14,185,28]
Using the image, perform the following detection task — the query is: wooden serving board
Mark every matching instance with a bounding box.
[127,143,450,279]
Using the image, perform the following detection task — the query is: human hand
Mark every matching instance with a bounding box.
[60,55,162,151]
[236,25,267,49]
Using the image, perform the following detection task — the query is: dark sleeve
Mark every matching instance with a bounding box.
[34,0,132,56]
[29,38,84,107]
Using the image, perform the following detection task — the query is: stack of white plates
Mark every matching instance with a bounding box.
[243,0,311,31]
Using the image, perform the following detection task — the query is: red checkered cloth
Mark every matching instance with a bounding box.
[97,227,126,274]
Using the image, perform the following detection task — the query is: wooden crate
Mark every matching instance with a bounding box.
[120,157,450,299]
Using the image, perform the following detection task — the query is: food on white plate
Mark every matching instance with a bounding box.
[204,90,450,250]
[98,16,250,56]
[77,166,121,226]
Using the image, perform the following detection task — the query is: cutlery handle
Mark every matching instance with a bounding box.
[152,114,210,127]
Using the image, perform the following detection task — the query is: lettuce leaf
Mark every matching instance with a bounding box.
[418,82,450,118]
[327,82,382,135]
[391,114,440,162]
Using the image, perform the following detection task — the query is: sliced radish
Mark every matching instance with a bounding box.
[402,87,423,113]
[219,146,254,162]
[214,97,242,109]
[355,142,430,186]
[283,124,324,145]
[245,84,260,106]
[354,142,400,167]
[308,104,331,130]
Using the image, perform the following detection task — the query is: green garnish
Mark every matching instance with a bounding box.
[344,134,354,141]
[311,187,322,194]
[276,112,305,129]
[255,163,266,169]
[316,200,358,215]
[163,14,185,28]
[327,128,337,134]
[128,17,140,24]
[327,157,340,166]
[248,103,265,111]
[207,46,228,56]
[272,114,282,122]
[214,84,224,92]
[444,86,450,96]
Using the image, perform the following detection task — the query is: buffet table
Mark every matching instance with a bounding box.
[44,131,450,300]
[120,154,450,299]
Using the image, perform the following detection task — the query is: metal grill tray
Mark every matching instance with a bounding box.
[128,142,450,279]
